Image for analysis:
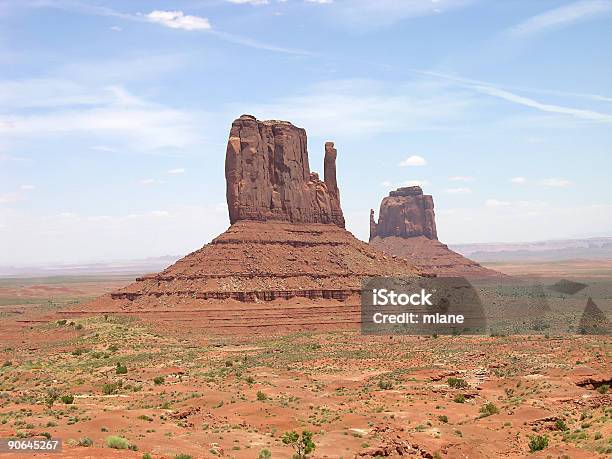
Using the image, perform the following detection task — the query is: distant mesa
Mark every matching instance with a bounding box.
[87,115,420,312]
[370,186,500,278]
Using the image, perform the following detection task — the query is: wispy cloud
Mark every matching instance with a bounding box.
[399,155,427,167]
[445,187,471,194]
[540,177,573,188]
[450,175,473,182]
[226,0,270,4]
[509,0,612,37]
[167,168,185,174]
[472,84,612,124]
[139,179,166,186]
[145,10,211,31]
[510,176,527,184]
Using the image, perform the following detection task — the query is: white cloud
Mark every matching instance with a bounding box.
[399,155,427,167]
[145,10,211,31]
[19,185,36,190]
[380,180,393,187]
[509,0,612,37]
[167,168,185,175]
[110,25,122,31]
[540,177,573,187]
[139,179,165,186]
[402,180,429,187]
[150,210,170,217]
[0,192,20,204]
[510,176,527,184]
[444,187,471,194]
[449,176,473,182]
[472,84,612,124]
[227,0,270,4]
[306,0,333,4]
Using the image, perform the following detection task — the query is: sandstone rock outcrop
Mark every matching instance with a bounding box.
[89,116,421,313]
[370,187,500,278]
[226,115,345,227]
[370,186,436,241]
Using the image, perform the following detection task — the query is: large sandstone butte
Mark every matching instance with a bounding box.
[370,187,500,278]
[226,115,345,227]
[86,116,420,317]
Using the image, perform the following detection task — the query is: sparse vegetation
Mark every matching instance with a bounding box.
[453,394,466,403]
[77,437,93,447]
[528,435,548,452]
[447,377,469,389]
[256,390,267,401]
[106,435,130,449]
[282,430,315,458]
[153,376,165,385]
[60,394,74,404]
[115,362,128,374]
[479,402,499,417]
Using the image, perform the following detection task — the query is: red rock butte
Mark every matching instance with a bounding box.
[84,116,421,329]
[370,186,500,278]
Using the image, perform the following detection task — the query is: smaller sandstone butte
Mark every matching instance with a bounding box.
[226,115,345,227]
[370,187,500,278]
[370,186,437,240]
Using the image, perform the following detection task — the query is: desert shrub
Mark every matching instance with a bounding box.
[77,437,93,447]
[480,402,499,417]
[72,348,86,356]
[438,415,448,423]
[102,381,121,395]
[447,377,469,389]
[2,361,12,368]
[245,376,255,384]
[57,319,67,326]
[257,391,267,401]
[153,376,165,385]
[108,344,119,352]
[258,449,272,459]
[175,455,192,459]
[115,362,128,375]
[453,394,466,403]
[60,394,74,404]
[282,431,315,458]
[528,435,548,452]
[142,454,152,459]
[75,324,83,330]
[555,418,569,431]
[378,380,393,390]
[138,415,153,422]
[106,436,129,449]
[596,384,609,394]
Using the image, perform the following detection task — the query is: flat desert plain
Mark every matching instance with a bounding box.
[0,262,610,458]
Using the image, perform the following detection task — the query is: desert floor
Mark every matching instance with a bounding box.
[0,262,610,458]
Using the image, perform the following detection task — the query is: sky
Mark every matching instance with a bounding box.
[1,0,611,265]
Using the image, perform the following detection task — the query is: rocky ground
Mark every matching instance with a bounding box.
[0,271,610,458]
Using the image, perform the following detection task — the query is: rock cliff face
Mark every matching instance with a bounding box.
[370,187,501,278]
[369,186,436,241]
[226,114,345,227]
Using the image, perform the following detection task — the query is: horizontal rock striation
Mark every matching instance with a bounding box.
[226,115,345,227]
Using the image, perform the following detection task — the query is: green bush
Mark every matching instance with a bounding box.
[447,377,469,389]
[258,449,272,459]
[282,430,315,458]
[102,381,121,395]
[479,402,499,417]
[153,376,165,385]
[77,437,93,447]
[60,394,74,404]
[115,362,128,375]
[555,418,568,431]
[528,435,548,452]
[142,454,152,459]
[377,380,393,390]
[256,391,267,401]
[453,394,466,403]
[106,435,130,449]
[596,384,609,394]
[438,415,448,423]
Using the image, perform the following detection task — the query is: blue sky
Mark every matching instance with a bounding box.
[1,0,611,264]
